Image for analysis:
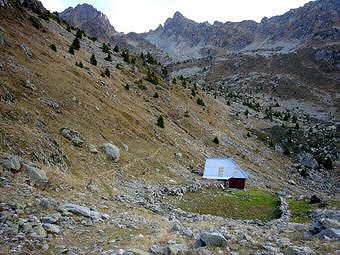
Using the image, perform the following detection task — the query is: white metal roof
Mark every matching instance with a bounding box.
[203,158,248,180]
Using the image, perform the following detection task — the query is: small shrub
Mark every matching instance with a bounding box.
[76,29,82,39]
[68,46,74,55]
[323,157,333,170]
[213,137,219,144]
[300,168,309,177]
[283,145,291,156]
[75,61,83,68]
[90,37,97,42]
[100,72,106,77]
[102,43,110,53]
[153,92,159,98]
[104,68,110,77]
[49,44,57,52]
[105,53,112,62]
[29,16,42,30]
[113,45,119,53]
[244,109,249,117]
[191,88,196,97]
[157,115,165,128]
[90,54,97,66]
[125,84,130,90]
[197,98,205,106]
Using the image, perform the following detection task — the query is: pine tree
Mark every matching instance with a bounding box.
[213,137,219,144]
[76,29,82,39]
[90,54,97,66]
[105,53,112,62]
[68,46,74,55]
[113,45,119,52]
[104,68,110,77]
[71,38,80,50]
[157,115,164,128]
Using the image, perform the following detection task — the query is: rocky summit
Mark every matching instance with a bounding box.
[0,0,339,254]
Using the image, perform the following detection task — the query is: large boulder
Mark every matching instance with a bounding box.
[22,163,48,188]
[194,232,227,248]
[60,128,84,147]
[0,155,21,171]
[100,143,120,162]
[286,246,315,255]
[58,203,103,220]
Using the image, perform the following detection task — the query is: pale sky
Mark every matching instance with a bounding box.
[40,0,314,33]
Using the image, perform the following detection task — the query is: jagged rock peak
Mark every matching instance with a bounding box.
[173,11,185,20]
[60,3,117,40]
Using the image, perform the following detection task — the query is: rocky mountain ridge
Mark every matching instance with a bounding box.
[60,3,118,41]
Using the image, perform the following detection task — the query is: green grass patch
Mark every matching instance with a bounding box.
[287,198,314,223]
[170,187,280,222]
[287,198,339,223]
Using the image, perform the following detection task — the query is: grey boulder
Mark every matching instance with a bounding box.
[0,155,21,171]
[58,203,103,220]
[60,128,84,147]
[194,232,227,248]
[22,163,48,188]
[100,143,120,162]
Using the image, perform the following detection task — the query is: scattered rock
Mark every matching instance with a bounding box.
[319,228,340,240]
[88,144,98,154]
[23,80,36,91]
[286,246,315,255]
[41,213,61,224]
[299,153,318,169]
[22,163,48,188]
[288,180,296,186]
[123,144,129,152]
[20,44,32,58]
[58,203,103,220]
[41,98,60,110]
[60,128,84,147]
[310,195,321,204]
[194,232,227,248]
[43,223,60,234]
[174,152,182,160]
[100,143,120,162]
[0,155,21,171]
[39,198,58,210]
[32,225,47,238]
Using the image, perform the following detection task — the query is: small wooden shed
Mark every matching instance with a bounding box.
[203,158,248,189]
